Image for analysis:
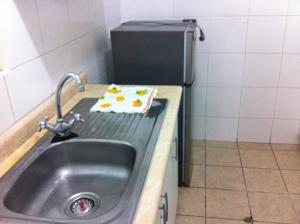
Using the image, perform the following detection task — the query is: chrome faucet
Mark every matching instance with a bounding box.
[39,73,85,137]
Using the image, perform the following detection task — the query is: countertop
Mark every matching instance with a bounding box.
[0,83,182,224]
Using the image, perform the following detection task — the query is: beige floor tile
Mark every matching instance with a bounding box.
[282,170,300,194]
[274,150,300,170]
[249,192,298,223]
[206,148,241,167]
[177,187,205,216]
[192,139,205,147]
[206,189,250,219]
[190,165,205,188]
[206,141,237,148]
[272,143,300,151]
[206,166,245,190]
[244,168,286,193]
[192,147,205,165]
[206,218,245,224]
[290,194,300,220]
[238,142,271,150]
[176,215,205,224]
[240,149,278,169]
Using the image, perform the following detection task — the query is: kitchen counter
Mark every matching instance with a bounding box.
[0,80,182,224]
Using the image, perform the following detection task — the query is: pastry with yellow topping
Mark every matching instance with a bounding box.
[116,96,125,102]
[132,99,142,107]
[107,86,121,94]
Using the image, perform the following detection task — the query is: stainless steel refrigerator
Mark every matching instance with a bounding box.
[110,20,204,186]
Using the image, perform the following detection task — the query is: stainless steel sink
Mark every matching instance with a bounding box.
[4,140,136,219]
[0,98,167,224]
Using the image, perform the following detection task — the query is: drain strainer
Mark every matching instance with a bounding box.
[65,192,100,218]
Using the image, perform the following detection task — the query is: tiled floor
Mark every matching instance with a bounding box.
[176,141,300,224]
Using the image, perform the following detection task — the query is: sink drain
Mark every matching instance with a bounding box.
[65,192,100,218]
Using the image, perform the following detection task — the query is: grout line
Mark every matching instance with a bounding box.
[270,143,300,221]
[237,142,254,222]
[269,0,290,144]
[2,76,16,122]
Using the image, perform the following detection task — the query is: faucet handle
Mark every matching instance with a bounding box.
[38,116,49,132]
[70,111,85,123]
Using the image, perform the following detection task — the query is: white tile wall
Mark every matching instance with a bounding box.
[240,88,277,118]
[206,117,238,141]
[284,16,300,53]
[275,89,300,119]
[289,0,300,15]
[0,0,44,68]
[4,58,53,120]
[249,0,289,15]
[0,75,15,133]
[0,0,121,134]
[121,0,300,143]
[238,118,273,142]
[192,116,206,140]
[174,0,211,17]
[279,54,300,87]
[210,17,247,53]
[207,87,241,117]
[207,53,244,87]
[271,119,300,144]
[246,16,286,53]
[242,54,281,87]
[192,87,206,117]
[36,0,71,52]
[212,0,250,16]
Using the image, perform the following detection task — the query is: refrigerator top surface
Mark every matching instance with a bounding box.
[112,20,195,32]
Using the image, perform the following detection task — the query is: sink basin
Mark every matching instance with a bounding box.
[4,140,136,219]
[0,98,167,224]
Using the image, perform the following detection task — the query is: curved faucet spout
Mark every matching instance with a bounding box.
[39,73,85,137]
[56,73,85,121]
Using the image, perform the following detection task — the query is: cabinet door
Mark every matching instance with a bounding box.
[157,123,178,224]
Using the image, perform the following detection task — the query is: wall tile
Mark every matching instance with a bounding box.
[242,54,281,87]
[284,16,300,53]
[192,87,206,117]
[240,88,277,118]
[192,116,206,140]
[247,16,286,53]
[1,0,43,67]
[36,0,71,51]
[174,0,211,17]
[88,0,106,29]
[0,75,15,134]
[289,0,300,15]
[238,118,272,143]
[121,0,137,19]
[207,87,241,117]
[208,53,244,87]
[45,43,73,90]
[103,0,121,24]
[194,53,208,87]
[136,0,173,18]
[67,0,92,38]
[71,33,99,84]
[4,58,53,120]
[279,54,300,87]
[271,119,300,144]
[206,117,238,141]
[212,0,249,16]
[275,89,300,119]
[210,17,247,53]
[249,0,289,15]
[195,17,211,53]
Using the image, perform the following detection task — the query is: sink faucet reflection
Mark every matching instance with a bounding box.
[39,73,85,137]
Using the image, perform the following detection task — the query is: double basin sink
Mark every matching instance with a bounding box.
[0,98,167,224]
